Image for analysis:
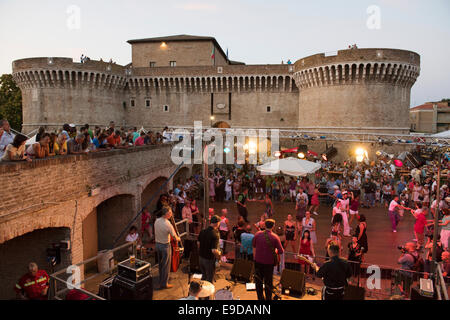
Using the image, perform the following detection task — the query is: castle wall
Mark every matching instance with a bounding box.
[294,48,420,134]
[298,83,411,133]
[12,58,127,132]
[131,41,227,68]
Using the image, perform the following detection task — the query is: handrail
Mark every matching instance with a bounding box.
[436,262,449,300]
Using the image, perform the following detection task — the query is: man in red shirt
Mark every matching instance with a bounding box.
[15,262,49,300]
[252,219,284,300]
[107,130,127,149]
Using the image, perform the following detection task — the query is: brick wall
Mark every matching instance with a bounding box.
[0,144,189,290]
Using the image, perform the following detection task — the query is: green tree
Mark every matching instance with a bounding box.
[0,74,22,131]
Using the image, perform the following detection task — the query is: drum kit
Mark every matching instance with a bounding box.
[196,281,236,300]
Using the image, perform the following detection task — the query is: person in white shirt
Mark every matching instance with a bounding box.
[154,207,180,289]
[337,193,351,237]
[225,177,233,201]
[388,196,409,233]
[296,189,309,206]
[0,119,15,158]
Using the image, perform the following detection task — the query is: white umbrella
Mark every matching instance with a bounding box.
[257,157,321,176]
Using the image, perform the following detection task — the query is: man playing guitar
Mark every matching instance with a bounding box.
[297,244,352,300]
[252,219,284,301]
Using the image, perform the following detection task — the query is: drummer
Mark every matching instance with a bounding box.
[179,280,202,300]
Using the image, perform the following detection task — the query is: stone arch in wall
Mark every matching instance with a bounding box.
[96,194,136,251]
[141,176,169,216]
[0,227,72,300]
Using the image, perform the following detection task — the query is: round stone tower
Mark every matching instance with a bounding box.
[12,57,128,132]
[293,48,420,134]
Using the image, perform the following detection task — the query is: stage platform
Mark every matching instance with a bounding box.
[153,261,323,300]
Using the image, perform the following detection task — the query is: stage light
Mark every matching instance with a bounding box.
[355,148,366,156]
[376,151,382,156]
[274,151,281,157]
[322,146,337,162]
[249,141,257,149]
[394,159,403,167]
[224,147,231,154]
[210,116,215,121]
[243,144,249,150]
[160,42,167,48]
[298,152,306,159]
[356,155,364,163]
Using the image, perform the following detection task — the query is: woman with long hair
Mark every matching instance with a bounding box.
[284,214,297,253]
[302,211,317,244]
[1,134,31,162]
[298,230,315,275]
[354,214,368,257]
[26,133,50,159]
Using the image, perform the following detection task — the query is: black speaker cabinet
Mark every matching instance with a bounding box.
[230,259,254,282]
[189,243,201,274]
[410,286,436,300]
[111,275,153,300]
[343,285,365,300]
[98,276,115,300]
[280,269,306,297]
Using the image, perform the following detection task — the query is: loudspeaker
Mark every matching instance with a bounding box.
[280,269,306,296]
[189,243,201,273]
[410,286,436,300]
[184,239,197,259]
[98,276,115,300]
[343,285,365,300]
[111,275,153,300]
[230,259,254,282]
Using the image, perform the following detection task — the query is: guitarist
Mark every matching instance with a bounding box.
[308,244,352,300]
[198,215,222,283]
[252,219,284,301]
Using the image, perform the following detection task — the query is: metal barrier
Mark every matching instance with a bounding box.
[188,231,449,300]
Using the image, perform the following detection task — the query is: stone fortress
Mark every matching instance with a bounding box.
[11,35,420,134]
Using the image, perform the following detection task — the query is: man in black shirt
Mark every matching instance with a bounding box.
[315,244,352,300]
[198,215,221,283]
[237,188,249,222]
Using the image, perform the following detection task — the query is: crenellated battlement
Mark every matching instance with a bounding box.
[293,49,420,89]
[12,57,128,90]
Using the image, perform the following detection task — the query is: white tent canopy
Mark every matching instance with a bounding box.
[257,157,322,176]
[432,130,450,138]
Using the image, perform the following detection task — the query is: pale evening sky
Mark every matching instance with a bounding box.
[0,0,449,107]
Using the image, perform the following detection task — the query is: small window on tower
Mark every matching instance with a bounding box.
[170,61,176,67]
[163,105,170,112]
[130,99,135,107]
[266,106,271,113]
[150,62,156,67]
[145,98,151,108]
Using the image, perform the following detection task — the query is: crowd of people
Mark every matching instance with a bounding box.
[0,119,177,162]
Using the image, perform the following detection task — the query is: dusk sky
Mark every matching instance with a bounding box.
[1,0,449,107]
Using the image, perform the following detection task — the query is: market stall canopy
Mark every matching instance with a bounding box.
[257,157,321,176]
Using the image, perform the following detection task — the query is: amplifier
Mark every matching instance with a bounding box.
[98,276,115,300]
[117,258,151,283]
[419,278,434,298]
[112,275,153,300]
